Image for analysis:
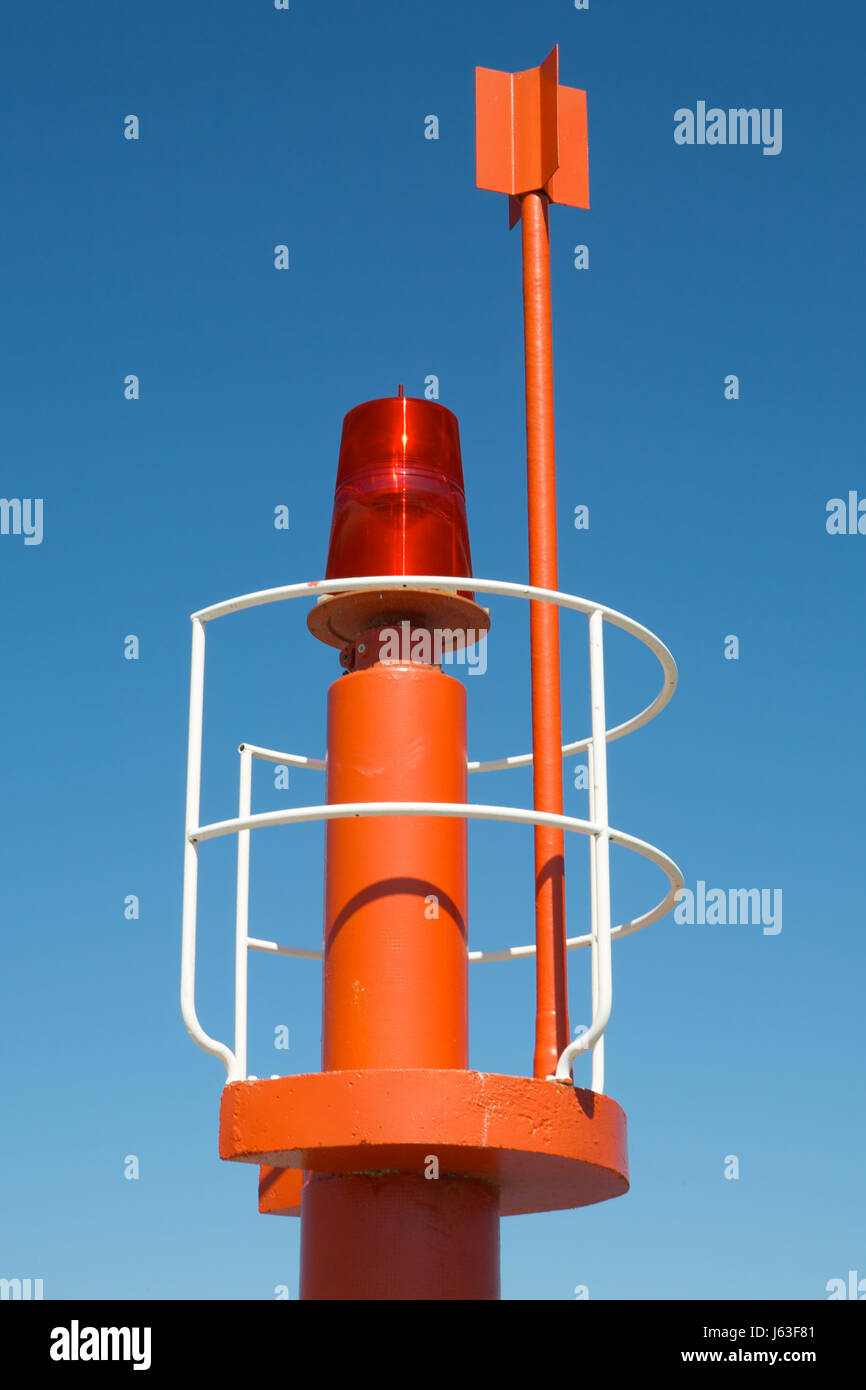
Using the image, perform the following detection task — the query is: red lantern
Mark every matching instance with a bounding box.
[308,390,489,653]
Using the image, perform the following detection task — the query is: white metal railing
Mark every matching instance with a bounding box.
[181,575,682,1093]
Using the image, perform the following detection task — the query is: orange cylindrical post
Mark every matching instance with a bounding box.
[300,656,500,1300]
[300,1172,499,1301]
[321,660,468,1071]
[521,190,570,1079]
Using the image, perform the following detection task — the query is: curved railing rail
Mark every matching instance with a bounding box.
[181,575,682,1093]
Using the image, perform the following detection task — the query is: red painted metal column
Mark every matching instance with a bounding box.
[299,657,499,1300]
[300,1171,499,1300]
[521,190,570,1079]
[322,661,468,1074]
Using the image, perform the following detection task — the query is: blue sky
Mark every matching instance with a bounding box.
[1,0,864,1300]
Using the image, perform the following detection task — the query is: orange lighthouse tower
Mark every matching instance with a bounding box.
[180,47,682,1301]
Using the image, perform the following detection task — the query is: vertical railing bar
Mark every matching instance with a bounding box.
[555,609,614,1086]
[235,746,253,1081]
[587,737,602,1089]
[588,607,611,1094]
[180,617,238,1080]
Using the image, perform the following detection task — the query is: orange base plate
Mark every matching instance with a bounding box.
[219,1069,628,1218]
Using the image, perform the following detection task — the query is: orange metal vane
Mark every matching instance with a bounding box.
[476,45,589,226]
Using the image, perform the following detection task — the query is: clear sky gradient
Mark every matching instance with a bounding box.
[1,0,864,1300]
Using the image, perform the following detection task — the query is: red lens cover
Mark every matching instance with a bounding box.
[325,395,473,589]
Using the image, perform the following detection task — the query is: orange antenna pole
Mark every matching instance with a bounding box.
[522,188,569,1077]
[476,44,590,1077]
